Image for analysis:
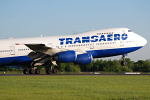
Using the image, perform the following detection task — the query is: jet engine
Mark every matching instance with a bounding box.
[53,50,77,63]
[76,53,93,64]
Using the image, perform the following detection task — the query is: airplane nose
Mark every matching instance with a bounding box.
[143,37,147,46]
[141,36,147,46]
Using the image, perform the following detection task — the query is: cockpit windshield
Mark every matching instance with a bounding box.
[128,30,132,32]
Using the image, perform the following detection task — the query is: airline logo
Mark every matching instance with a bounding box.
[59,33,128,45]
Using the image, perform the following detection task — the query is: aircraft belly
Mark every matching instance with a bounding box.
[87,46,142,58]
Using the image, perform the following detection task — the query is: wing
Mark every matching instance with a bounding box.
[25,44,50,50]
[25,43,87,66]
[25,44,65,66]
[25,44,87,55]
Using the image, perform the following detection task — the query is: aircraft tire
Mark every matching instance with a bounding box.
[23,69,29,74]
[53,69,58,74]
[46,69,52,74]
[35,69,40,74]
[121,61,127,66]
[29,69,35,74]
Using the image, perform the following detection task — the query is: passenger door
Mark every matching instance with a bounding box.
[120,30,125,47]
[10,46,15,55]
[120,40,124,46]
[90,42,94,49]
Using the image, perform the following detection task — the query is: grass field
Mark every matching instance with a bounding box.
[0,76,150,100]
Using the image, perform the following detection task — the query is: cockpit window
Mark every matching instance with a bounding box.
[128,30,131,32]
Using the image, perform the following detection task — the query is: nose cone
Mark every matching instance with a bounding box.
[141,37,147,46]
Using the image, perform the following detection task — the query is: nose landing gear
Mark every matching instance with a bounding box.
[121,54,127,66]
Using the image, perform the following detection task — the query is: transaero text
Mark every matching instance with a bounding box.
[59,33,128,45]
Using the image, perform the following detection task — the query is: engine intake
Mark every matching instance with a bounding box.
[53,50,77,63]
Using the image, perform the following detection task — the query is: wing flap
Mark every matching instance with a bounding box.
[25,44,67,55]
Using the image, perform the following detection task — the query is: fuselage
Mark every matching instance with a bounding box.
[0,28,147,66]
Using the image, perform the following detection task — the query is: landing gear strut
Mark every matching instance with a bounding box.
[121,54,127,66]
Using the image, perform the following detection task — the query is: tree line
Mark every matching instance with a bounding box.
[56,58,150,73]
[1,58,150,73]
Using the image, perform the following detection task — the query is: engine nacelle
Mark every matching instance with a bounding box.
[53,50,77,63]
[76,53,93,64]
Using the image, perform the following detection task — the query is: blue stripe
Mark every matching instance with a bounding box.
[0,56,32,66]
[0,46,142,66]
[87,46,142,58]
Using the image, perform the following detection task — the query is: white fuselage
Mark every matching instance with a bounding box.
[0,28,147,66]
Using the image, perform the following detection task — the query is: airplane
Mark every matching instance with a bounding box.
[0,28,147,74]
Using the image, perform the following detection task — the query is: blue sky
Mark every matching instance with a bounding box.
[0,0,150,61]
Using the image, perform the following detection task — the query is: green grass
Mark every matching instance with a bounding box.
[0,76,150,100]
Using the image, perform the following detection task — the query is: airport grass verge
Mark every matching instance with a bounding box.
[0,76,150,100]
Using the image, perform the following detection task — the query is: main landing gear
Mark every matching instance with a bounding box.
[23,65,58,75]
[23,67,40,74]
[121,54,127,66]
